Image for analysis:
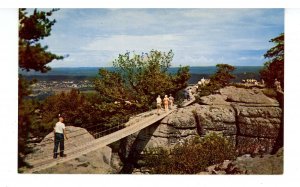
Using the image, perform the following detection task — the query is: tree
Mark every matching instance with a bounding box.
[260,33,284,89]
[18,8,63,168]
[19,8,64,73]
[197,64,236,97]
[94,50,190,111]
[210,64,236,87]
[41,89,86,129]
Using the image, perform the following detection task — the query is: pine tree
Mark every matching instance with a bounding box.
[260,33,284,89]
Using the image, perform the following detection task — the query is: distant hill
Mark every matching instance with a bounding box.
[20,66,262,84]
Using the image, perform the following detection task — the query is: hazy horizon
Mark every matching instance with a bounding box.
[22,65,264,69]
[20,66,263,77]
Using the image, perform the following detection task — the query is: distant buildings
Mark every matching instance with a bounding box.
[29,80,94,98]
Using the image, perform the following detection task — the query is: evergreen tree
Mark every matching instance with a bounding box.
[197,64,236,97]
[210,64,236,87]
[260,33,284,89]
[19,8,63,73]
[18,8,63,168]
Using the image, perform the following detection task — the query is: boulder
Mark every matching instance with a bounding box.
[220,86,279,105]
[199,94,230,105]
[161,104,201,129]
[38,147,113,174]
[232,148,283,174]
[196,105,237,136]
[26,126,113,174]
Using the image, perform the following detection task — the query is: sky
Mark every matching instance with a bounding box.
[35,8,284,67]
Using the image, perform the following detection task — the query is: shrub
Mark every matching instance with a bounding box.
[196,64,235,99]
[143,132,236,174]
[197,83,221,97]
[174,90,185,108]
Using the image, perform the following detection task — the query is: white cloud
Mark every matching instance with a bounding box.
[45,9,283,67]
[238,56,262,61]
[82,34,185,52]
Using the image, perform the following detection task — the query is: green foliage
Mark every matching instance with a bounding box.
[197,64,235,97]
[143,133,236,174]
[19,8,64,73]
[173,90,185,108]
[41,89,86,130]
[18,97,41,168]
[85,50,191,138]
[94,50,190,111]
[18,8,63,168]
[37,89,132,137]
[197,83,221,97]
[210,64,236,87]
[18,75,35,102]
[260,33,284,89]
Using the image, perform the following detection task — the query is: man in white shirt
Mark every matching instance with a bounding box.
[53,115,68,159]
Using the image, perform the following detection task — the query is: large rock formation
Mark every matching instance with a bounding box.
[200,148,283,175]
[120,86,283,161]
[25,126,114,174]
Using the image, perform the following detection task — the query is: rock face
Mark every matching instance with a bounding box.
[38,147,114,174]
[120,86,283,161]
[200,148,283,175]
[26,126,114,174]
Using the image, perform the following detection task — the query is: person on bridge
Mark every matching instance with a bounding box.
[53,115,68,159]
[156,95,162,115]
[169,94,174,109]
[163,95,169,112]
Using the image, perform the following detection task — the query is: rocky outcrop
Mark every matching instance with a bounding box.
[25,126,114,174]
[120,86,283,161]
[200,148,283,175]
[38,147,114,174]
[219,86,278,105]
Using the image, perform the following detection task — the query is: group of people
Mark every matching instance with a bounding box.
[241,79,270,86]
[156,94,174,114]
[197,77,210,87]
[242,79,260,85]
[241,78,282,92]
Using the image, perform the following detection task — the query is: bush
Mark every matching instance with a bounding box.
[174,90,185,108]
[197,83,221,97]
[143,132,236,174]
[196,64,235,99]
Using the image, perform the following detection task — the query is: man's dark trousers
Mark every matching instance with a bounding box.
[53,133,64,158]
